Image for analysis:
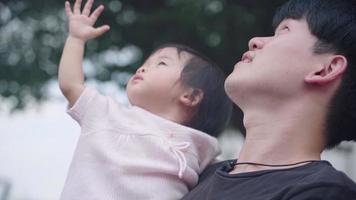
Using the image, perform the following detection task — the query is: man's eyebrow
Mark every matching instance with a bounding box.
[274,22,286,34]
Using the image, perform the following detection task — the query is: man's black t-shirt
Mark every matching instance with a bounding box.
[182,160,356,200]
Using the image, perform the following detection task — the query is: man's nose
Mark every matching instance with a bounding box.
[248,37,270,50]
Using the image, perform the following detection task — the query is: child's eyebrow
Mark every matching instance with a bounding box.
[157,55,174,61]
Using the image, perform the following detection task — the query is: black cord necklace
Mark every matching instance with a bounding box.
[234,160,322,167]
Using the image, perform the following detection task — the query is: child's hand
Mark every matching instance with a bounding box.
[65,0,110,42]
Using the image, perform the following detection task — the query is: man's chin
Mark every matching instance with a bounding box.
[224,81,238,103]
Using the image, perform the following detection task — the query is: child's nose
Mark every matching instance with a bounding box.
[136,67,146,74]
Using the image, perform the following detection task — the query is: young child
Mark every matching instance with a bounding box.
[58,0,232,199]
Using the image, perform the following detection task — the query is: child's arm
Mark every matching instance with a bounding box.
[58,0,110,106]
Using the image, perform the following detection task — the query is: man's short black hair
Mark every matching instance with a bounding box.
[151,43,232,137]
[273,0,356,148]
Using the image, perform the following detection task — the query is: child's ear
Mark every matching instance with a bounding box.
[180,88,204,107]
[305,55,347,85]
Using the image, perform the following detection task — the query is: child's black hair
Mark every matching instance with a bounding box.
[151,43,232,137]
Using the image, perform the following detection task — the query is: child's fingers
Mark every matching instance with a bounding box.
[89,5,104,22]
[65,1,73,17]
[73,0,82,15]
[82,0,94,16]
[92,25,110,37]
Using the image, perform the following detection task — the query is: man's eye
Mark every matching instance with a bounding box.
[280,25,290,32]
[275,26,289,36]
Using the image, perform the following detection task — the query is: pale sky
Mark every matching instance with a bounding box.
[0,98,79,199]
[0,80,128,200]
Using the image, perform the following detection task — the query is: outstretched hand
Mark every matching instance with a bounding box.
[65,0,110,42]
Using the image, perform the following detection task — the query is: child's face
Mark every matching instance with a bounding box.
[127,47,193,112]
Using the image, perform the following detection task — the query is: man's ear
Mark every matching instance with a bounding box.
[305,55,347,85]
[179,88,204,107]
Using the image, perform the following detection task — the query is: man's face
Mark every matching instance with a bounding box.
[225,19,323,105]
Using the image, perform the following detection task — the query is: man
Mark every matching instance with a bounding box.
[182,0,356,199]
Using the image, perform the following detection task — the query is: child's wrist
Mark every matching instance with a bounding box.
[67,35,87,46]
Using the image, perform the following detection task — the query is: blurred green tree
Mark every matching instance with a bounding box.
[0,0,285,130]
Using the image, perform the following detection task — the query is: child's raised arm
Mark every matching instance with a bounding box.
[58,0,110,106]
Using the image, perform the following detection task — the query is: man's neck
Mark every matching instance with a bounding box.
[232,99,325,173]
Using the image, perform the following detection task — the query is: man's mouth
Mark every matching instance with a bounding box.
[241,51,255,63]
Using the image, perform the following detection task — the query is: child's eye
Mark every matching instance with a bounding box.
[158,61,167,66]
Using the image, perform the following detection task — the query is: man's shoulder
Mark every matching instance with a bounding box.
[302,161,356,186]
[285,161,356,198]
[184,160,356,200]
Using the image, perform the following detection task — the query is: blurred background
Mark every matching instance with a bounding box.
[0,0,355,199]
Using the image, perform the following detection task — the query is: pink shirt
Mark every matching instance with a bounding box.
[60,87,220,200]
